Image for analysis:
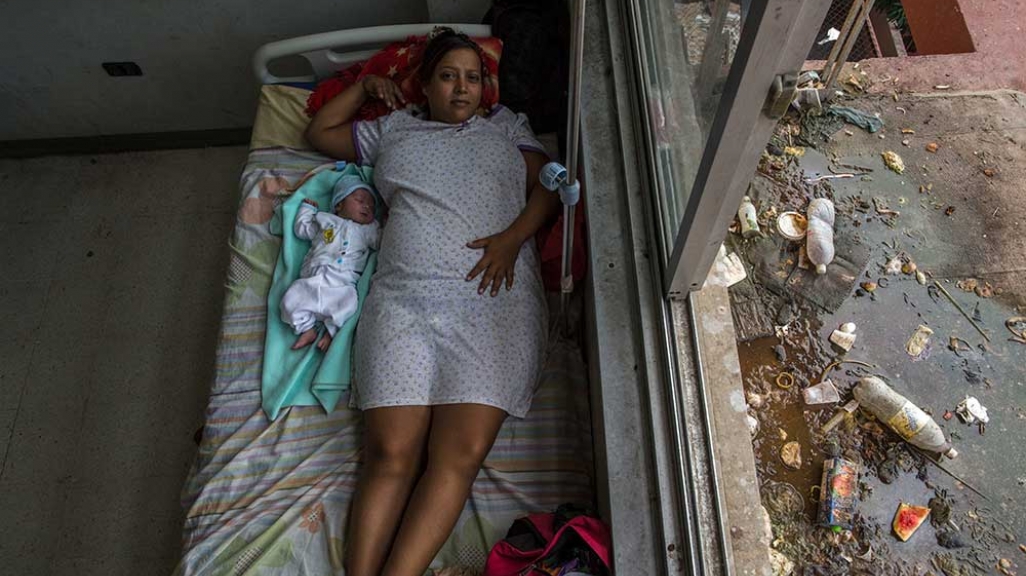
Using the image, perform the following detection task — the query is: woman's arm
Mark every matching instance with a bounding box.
[504,151,561,245]
[466,150,561,296]
[304,75,405,161]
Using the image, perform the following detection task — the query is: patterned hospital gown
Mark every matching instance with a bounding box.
[351,106,549,418]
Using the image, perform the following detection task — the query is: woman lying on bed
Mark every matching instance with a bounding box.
[305,28,559,576]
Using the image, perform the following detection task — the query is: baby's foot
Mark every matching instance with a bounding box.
[292,329,318,349]
[317,331,333,352]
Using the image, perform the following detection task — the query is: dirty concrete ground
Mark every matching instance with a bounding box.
[729,91,1026,575]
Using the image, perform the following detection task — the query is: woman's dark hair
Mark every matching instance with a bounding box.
[417,27,486,85]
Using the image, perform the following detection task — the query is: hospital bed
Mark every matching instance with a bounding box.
[174,23,595,575]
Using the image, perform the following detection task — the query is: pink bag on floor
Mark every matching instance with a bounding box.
[483,506,612,576]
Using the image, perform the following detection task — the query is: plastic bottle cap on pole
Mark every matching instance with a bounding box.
[540,162,568,191]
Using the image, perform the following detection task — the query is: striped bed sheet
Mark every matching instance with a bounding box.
[174,144,595,575]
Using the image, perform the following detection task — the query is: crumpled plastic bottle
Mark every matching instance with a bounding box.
[806,198,835,275]
[853,376,958,458]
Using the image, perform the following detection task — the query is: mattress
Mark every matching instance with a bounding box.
[174,85,595,575]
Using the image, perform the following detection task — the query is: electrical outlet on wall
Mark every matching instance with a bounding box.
[102,62,143,77]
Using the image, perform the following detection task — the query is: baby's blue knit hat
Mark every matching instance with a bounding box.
[331,174,377,212]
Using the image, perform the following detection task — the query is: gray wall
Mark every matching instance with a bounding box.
[426,0,490,24]
[0,0,429,141]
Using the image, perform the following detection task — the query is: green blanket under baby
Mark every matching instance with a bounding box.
[262,164,377,420]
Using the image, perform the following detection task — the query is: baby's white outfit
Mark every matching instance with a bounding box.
[280,203,380,336]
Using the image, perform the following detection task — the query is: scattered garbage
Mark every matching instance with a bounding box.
[769,549,795,576]
[746,391,766,410]
[738,196,761,238]
[829,322,857,351]
[926,142,939,153]
[776,372,795,389]
[804,379,840,405]
[805,173,854,184]
[1007,316,1026,344]
[806,198,835,275]
[747,413,760,436]
[884,255,903,275]
[818,457,859,531]
[706,244,748,288]
[905,324,934,361]
[776,212,807,241]
[892,503,930,541]
[915,270,927,285]
[956,278,978,292]
[901,261,917,275]
[821,399,860,433]
[882,151,905,174]
[816,27,840,46]
[784,146,805,157]
[936,530,968,549]
[780,441,802,469]
[853,376,958,458]
[955,396,990,424]
[773,344,787,362]
[829,106,884,133]
[860,281,878,293]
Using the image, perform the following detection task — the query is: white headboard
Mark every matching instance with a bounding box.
[253,23,493,85]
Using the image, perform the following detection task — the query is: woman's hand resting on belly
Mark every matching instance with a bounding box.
[465,231,522,296]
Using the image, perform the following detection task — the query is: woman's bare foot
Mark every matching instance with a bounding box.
[317,331,333,352]
[292,328,319,349]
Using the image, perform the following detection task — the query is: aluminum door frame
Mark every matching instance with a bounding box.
[664,0,833,296]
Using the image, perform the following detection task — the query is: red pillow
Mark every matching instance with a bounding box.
[305,35,502,120]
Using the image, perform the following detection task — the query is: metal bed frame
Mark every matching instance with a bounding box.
[252,23,493,85]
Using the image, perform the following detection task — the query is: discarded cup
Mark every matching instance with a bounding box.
[829,322,857,351]
[804,379,841,405]
[776,211,808,241]
[905,325,934,361]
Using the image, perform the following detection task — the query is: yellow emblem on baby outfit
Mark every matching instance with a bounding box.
[323,228,335,244]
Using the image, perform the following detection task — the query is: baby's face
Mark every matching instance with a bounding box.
[335,188,375,224]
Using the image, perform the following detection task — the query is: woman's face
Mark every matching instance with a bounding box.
[422,47,483,124]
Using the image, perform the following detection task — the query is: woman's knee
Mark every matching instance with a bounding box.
[362,408,430,477]
[425,439,491,478]
[425,408,505,476]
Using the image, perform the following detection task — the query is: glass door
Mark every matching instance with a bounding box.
[626,0,832,297]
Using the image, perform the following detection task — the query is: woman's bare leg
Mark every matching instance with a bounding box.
[345,406,432,576]
[381,403,507,576]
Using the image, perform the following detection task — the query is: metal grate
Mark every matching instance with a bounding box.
[675,1,743,70]
[807,0,879,61]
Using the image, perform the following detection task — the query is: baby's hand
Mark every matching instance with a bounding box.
[303,199,319,208]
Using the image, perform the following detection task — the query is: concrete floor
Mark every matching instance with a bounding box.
[0,146,247,575]
[734,91,1026,573]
